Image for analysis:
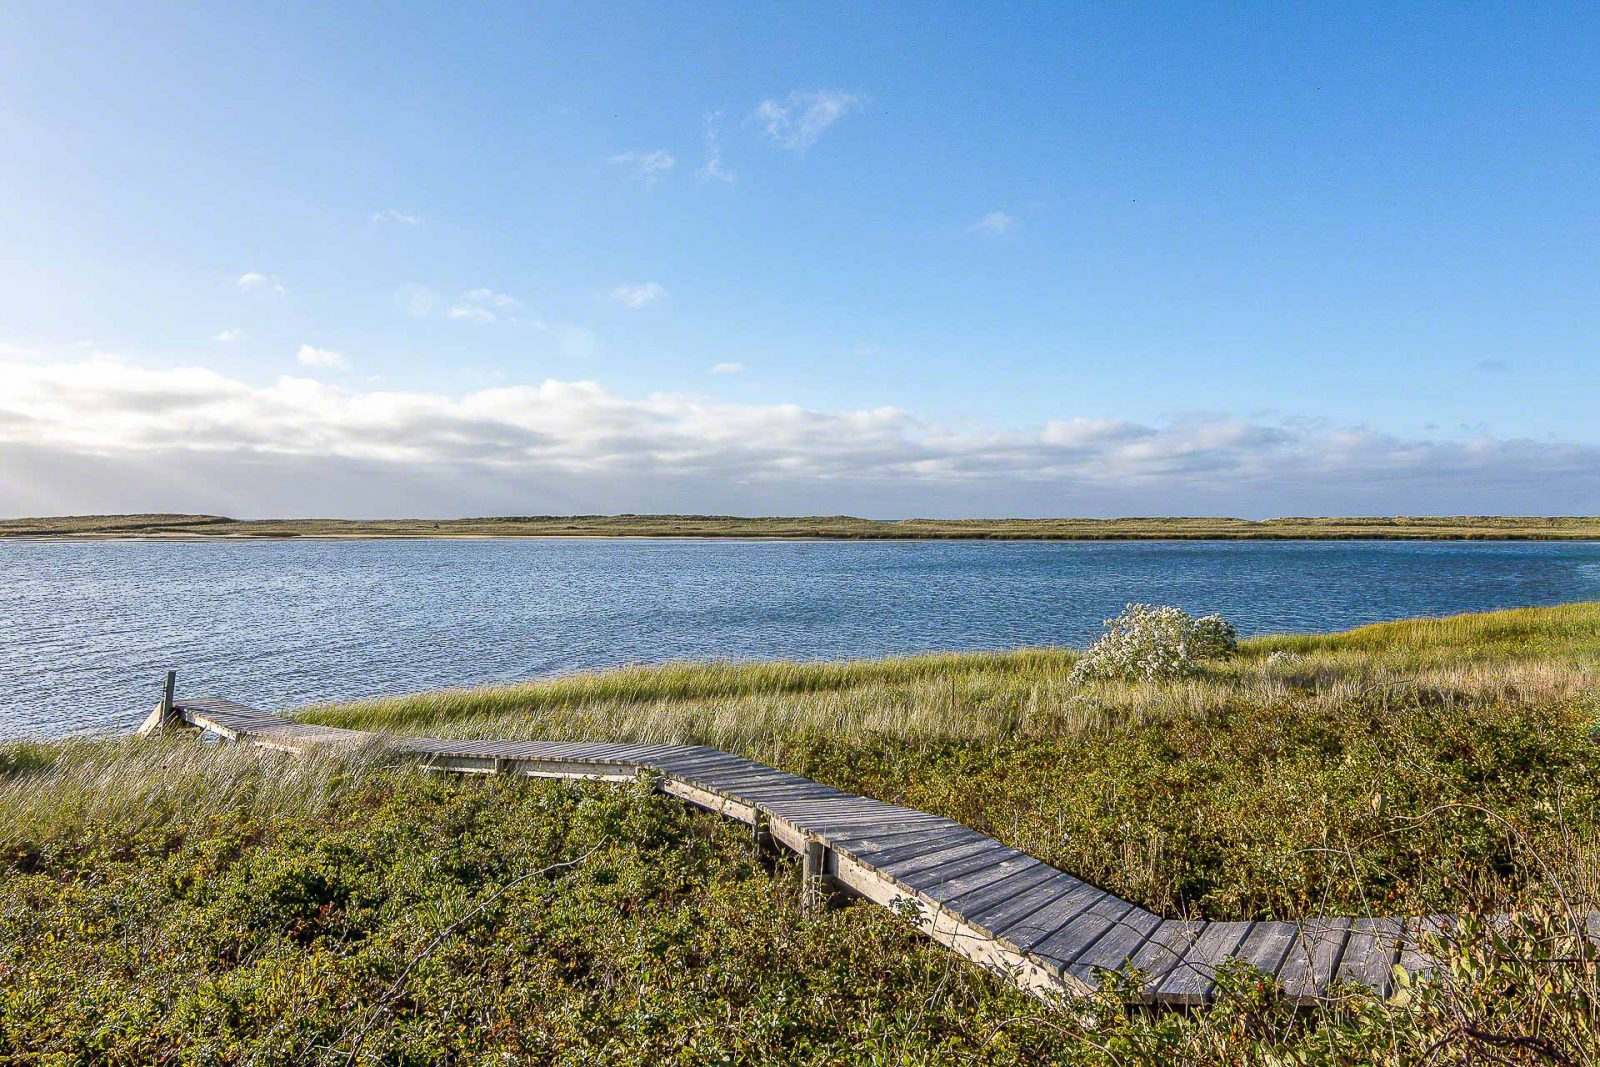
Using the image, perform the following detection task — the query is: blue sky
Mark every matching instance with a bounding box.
[2,3,1598,517]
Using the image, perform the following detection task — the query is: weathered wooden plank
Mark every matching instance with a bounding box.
[1128,921,1209,995]
[1002,883,1109,953]
[1231,920,1298,979]
[1334,917,1404,996]
[710,784,848,807]
[723,780,849,800]
[1034,897,1144,969]
[800,823,953,850]
[649,752,765,777]
[500,758,639,780]
[698,777,838,802]
[1278,918,1352,1002]
[948,864,1065,934]
[882,839,1016,884]
[762,798,896,819]
[916,853,1042,908]
[689,769,798,789]
[832,825,978,862]
[555,743,658,761]
[1155,920,1253,1005]
[660,776,759,824]
[791,810,950,837]
[1064,906,1164,982]
[770,799,914,821]
[966,872,1080,940]
[865,833,996,874]
[695,763,825,786]
[829,849,1093,999]
[776,807,929,830]
[1397,915,1453,977]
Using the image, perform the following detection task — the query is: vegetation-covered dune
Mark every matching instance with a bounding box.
[6,604,1600,1062]
[7,511,1600,540]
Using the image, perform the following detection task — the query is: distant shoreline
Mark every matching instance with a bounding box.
[5,513,1600,542]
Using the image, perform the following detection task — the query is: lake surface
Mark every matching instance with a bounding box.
[4,538,1600,738]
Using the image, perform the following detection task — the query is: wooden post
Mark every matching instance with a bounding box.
[802,838,827,911]
[751,810,772,860]
[137,670,179,736]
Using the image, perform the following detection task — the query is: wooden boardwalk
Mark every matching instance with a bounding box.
[145,693,1488,1007]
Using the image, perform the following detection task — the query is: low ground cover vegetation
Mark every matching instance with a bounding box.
[6,603,1600,1063]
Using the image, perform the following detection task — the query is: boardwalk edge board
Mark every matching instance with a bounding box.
[140,695,1584,1007]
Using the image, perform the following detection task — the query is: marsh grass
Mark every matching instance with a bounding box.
[300,602,1600,750]
[0,735,398,846]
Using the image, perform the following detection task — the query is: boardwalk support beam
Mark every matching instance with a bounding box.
[802,838,830,910]
[752,810,772,860]
[136,670,179,737]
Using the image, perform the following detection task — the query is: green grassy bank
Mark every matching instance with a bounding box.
[6,605,1600,1063]
[8,512,1600,540]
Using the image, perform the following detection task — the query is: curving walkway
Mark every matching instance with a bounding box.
[144,694,1482,1006]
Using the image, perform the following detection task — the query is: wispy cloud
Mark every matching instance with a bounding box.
[698,111,736,182]
[609,150,676,182]
[610,282,666,308]
[370,208,421,225]
[237,272,287,295]
[710,362,744,374]
[5,349,1598,517]
[968,210,1016,236]
[212,328,244,343]
[753,90,860,151]
[296,345,348,370]
[448,288,523,323]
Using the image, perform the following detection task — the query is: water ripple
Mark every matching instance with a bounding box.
[4,538,1599,738]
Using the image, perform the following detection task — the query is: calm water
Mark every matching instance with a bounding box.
[4,538,1600,738]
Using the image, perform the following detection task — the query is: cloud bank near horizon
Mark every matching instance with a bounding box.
[1,353,1596,519]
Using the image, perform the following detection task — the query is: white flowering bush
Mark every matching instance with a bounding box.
[1069,604,1238,683]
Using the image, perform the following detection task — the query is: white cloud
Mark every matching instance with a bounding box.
[4,350,1599,517]
[698,111,736,183]
[610,282,666,308]
[448,288,523,323]
[212,328,244,343]
[710,362,744,374]
[296,345,348,370]
[237,272,287,295]
[609,150,676,181]
[968,210,1016,236]
[370,209,421,225]
[754,90,860,151]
